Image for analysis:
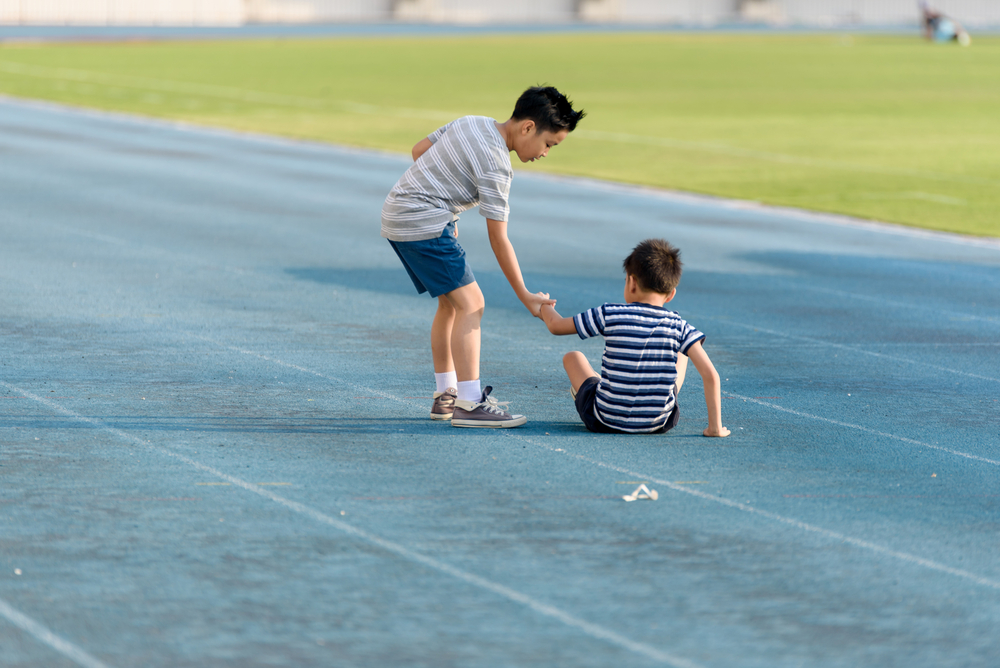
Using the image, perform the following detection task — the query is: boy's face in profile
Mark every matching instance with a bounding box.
[512,122,568,163]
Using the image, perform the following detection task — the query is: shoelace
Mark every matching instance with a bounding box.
[481,394,510,415]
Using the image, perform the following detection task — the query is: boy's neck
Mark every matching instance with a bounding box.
[626,294,670,308]
[624,274,675,307]
[494,118,518,152]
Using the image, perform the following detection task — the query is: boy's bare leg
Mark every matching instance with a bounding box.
[563,351,599,394]
[431,295,456,374]
[443,281,485,382]
[674,353,689,395]
[446,281,526,428]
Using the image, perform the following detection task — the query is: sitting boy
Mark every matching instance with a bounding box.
[540,239,730,437]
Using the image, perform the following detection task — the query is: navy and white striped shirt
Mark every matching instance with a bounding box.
[574,303,705,433]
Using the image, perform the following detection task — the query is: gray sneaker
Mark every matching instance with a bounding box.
[430,388,457,421]
[451,386,527,428]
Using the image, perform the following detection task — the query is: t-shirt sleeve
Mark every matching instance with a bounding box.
[678,319,706,354]
[477,160,511,222]
[427,121,455,144]
[573,306,606,340]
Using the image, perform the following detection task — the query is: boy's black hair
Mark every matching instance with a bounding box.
[623,239,683,295]
[511,86,585,134]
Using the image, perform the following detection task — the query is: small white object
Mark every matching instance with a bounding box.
[622,484,658,502]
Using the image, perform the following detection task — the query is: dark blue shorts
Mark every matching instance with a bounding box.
[574,376,680,434]
[388,221,475,298]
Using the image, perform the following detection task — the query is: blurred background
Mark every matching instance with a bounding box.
[1,2,996,237]
[1,0,999,27]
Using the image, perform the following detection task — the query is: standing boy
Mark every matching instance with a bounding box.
[539,239,730,437]
[382,86,585,428]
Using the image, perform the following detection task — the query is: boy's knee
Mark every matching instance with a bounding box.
[464,295,486,316]
[457,299,484,317]
[447,283,485,315]
[563,351,585,367]
[437,296,457,314]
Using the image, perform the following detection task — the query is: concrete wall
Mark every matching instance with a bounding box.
[1,0,998,27]
[0,0,246,25]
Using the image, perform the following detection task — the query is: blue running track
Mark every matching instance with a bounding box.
[1,97,999,668]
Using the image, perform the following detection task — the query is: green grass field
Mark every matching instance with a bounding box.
[2,32,997,236]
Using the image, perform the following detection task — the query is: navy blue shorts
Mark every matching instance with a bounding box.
[388,221,475,298]
[574,376,680,434]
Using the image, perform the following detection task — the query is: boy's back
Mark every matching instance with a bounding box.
[575,302,704,433]
[540,238,729,437]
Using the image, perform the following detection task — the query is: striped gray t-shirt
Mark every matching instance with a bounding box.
[574,303,705,433]
[381,116,512,242]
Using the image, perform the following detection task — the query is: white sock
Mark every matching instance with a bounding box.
[457,379,482,403]
[435,371,458,394]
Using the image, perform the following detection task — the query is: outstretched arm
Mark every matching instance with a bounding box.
[540,304,577,335]
[685,340,730,437]
[487,218,555,318]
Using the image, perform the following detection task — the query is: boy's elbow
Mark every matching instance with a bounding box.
[547,319,575,336]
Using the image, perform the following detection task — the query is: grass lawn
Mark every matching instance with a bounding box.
[1,32,997,236]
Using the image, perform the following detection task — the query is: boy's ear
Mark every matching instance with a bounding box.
[520,119,536,135]
[663,288,677,303]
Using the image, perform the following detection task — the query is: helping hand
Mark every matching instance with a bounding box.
[523,292,556,319]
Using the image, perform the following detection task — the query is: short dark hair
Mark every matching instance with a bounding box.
[511,86,585,134]
[623,239,683,295]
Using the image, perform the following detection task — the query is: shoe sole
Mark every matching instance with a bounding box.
[430,412,453,421]
[451,416,527,428]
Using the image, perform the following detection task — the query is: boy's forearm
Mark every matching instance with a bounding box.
[702,371,724,431]
[540,304,576,335]
[540,303,558,325]
[486,219,555,318]
[685,341,728,436]
[487,220,529,298]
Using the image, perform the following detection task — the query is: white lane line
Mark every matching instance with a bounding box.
[725,393,1000,466]
[0,379,696,668]
[789,284,1000,325]
[498,431,1000,592]
[188,334,418,406]
[702,317,1000,385]
[185,336,1000,587]
[0,597,113,668]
